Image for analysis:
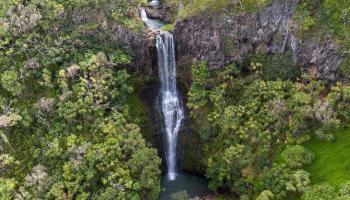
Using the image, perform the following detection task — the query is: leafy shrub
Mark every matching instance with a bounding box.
[281,145,314,168]
[162,24,175,31]
[302,182,350,200]
[188,61,209,110]
[302,185,336,200]
[338,182,350,199]
[256,190,274,200]
[0,178,17,200]
[1,70,22,96]
[301,16,316,31]
[260,164,292,199]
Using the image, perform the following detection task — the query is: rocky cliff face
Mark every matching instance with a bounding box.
[112,26,157,75]
[173,0,343,82]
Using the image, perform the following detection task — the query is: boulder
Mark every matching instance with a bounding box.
[145,6,163,19]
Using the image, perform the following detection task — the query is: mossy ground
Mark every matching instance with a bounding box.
[126,74,158,145]
[304,126,350,187]
[126,92,154,144]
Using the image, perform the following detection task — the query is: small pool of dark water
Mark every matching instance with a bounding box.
[160,172,209,199]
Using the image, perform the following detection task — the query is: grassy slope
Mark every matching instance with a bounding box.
[304,127,350,187]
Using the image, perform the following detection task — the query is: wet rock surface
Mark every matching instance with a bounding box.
[145,6,163,20]
[145,4,174,23]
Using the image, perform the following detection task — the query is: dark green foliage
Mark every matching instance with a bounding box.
[260,164,292,199]
[187,60,349,198]
[1,70,22,96]
[249,52,301,81]
[188,61,210,110]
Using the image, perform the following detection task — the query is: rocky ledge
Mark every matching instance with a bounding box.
[173,0,342,82]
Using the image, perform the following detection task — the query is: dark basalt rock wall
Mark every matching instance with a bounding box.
[173,0,343,82]
[112,26,158,75]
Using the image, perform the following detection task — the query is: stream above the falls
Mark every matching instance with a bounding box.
[140,8,166,30]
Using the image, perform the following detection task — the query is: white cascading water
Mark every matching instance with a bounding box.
[156,32,184,181]
[149,0,159,6]
[140,6,184,181]
[140,7,148,21]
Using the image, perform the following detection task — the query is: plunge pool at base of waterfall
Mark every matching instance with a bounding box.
[160,172,209,199]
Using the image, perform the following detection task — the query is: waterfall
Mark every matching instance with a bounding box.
[140,8,148,21]
[156,32,184,181]
[140,7,184,181]
[149,0,159,6]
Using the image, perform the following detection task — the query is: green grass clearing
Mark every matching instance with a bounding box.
[304,127,350,187]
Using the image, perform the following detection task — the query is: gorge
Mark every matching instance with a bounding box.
[1,0,350,199]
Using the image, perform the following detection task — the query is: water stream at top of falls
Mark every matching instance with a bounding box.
[140,7,184,181]
[140,8,165,30]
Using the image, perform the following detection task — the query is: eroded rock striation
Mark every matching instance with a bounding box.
[173,0,342,81]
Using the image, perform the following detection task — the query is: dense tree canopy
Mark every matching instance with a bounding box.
[0,0,161,199]
[187,58,350,199]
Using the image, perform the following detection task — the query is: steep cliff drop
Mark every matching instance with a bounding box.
[140,5,209,199]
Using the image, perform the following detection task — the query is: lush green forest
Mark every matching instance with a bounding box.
[0,0,161,199]
[1,0,350,199]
